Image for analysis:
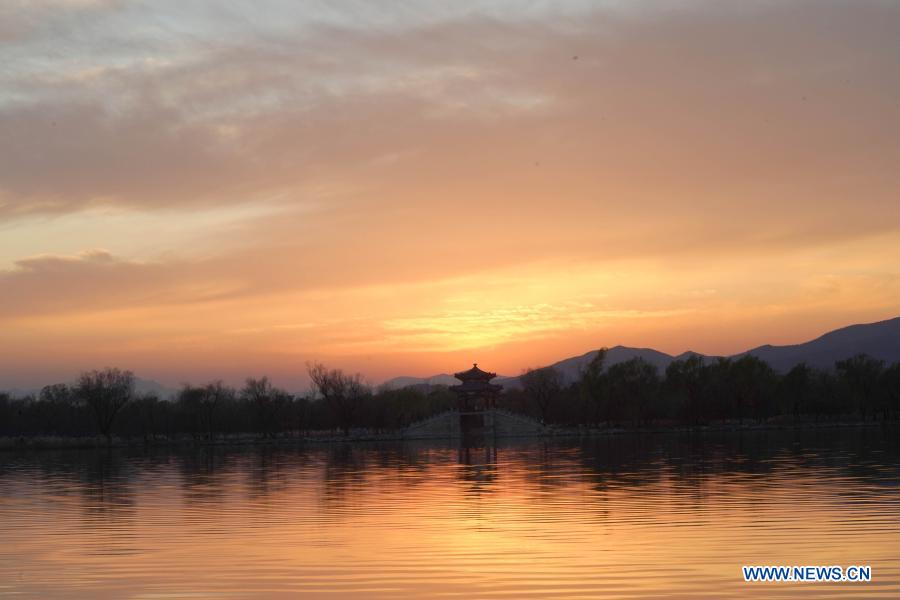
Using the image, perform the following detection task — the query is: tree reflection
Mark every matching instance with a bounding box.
[0,427,897,531]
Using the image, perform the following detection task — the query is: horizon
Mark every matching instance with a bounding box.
[2,1,900,390]
[2,313,897,393]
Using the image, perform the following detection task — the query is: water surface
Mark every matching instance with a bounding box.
[1,428,898,598]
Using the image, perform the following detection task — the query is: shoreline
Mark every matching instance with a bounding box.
[1,419,895,451]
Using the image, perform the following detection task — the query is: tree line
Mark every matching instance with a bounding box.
[0,363,454,443]
[514,351,900,427]
[1,353,899,442]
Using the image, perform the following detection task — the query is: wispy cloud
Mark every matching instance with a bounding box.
[1,0,899,386]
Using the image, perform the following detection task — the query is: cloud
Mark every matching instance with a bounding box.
[0,249,246,318]
[0,0,121,44]
[1,0,899,386]
[1,0,898,227]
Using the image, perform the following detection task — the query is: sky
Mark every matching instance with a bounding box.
[1,0,899,390]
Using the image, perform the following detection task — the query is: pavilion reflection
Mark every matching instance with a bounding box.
[456,443,499,491]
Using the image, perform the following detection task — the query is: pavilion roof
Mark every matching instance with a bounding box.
[453,363,497,381]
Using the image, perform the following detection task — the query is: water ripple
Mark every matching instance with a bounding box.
[1,428,898,598]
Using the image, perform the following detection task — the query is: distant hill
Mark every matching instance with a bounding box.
[5,318,898,397]
[380,373,459,390]
[2,377,176,399]
[134,378,177,399]
[384,347,691,390]
[497,346,681,388]
[384,316,900,389]
[739,316,900,371]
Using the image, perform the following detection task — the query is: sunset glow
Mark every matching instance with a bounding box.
[2,0,899,389]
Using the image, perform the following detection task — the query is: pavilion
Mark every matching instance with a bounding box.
[449,364,503,412]
[403,363,544,439]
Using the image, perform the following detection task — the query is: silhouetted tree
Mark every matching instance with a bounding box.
[810,369,842,421]
[75,368,135,444]
[178,384,206,438]
[0,392,10,436]
[37,383,79,435]
[383,387,439,426]
[731,355,777,423]
[881,362,900,421]
[270,388,293,436]
[607,358,661,426]
[695,358,726,422]
[307,362,370,435]
[521,366,563,423]
[241,377,284,437]
[779,363,813,422]
[293,395,313,434]
[179,381,234,441]
[578,348,608,425]
[132,394,164,442]
[39,383,72,405]
[665,355,706,425]
[200,381,233,440]
[836,354,884,421]
[6,351,900,441]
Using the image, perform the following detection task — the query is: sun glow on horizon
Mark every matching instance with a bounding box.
[1,0,899,389]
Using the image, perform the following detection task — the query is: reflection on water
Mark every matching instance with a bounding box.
[1,428,899,598]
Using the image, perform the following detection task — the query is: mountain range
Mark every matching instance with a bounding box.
[4,317,898,397]
[382,316,900,389]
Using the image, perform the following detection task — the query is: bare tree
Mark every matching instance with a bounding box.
[39,383,76,435]
[200,380,233,441]
[242,377,276,437]
[521,366,563,423]
[75,368,135,444]
[178,384,206,439]
[307,362,369,435]
[39,383,73,405]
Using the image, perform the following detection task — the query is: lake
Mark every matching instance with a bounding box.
[1,428,898,598]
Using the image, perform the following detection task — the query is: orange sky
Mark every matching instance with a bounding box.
[1,0,899,390]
